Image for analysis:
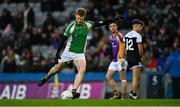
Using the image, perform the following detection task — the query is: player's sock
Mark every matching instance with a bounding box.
[38,66,58,87]
[132,93,137,96]
[38,76,49,87]
[130,90,133,95]
[72,89,80,99]
[130,90,137,97]
[72,89,77,93]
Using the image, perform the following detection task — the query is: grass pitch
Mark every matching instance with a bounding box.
[0,99,180,106]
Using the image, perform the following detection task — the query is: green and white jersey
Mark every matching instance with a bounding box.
[64,20,94,53]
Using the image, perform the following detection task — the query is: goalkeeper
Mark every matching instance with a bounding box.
[38,7,123,99]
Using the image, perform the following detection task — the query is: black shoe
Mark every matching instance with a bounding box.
[72,92,80,99]
[129,93,137,99]
[38,77,48,87]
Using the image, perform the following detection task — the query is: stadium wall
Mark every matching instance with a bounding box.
[0,72,170,99]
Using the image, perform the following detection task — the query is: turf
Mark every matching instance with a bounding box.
[0,99,180,106]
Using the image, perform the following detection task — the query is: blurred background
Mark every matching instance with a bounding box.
[0,0,179,99]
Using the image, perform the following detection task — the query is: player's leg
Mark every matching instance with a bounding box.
[130,67,141,99]
[172,77,180,98]
[106,62,119,99]
[38,50,72,87]
[119,69,127,99]
[106,69,119,99]
[118,59,127,99]
[72,58,86,99]
[38,63,64,86]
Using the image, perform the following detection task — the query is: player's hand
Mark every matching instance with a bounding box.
[113,15,124,21]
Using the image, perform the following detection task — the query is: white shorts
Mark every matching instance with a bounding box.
[58,50,85,63]
[108,60,127,72]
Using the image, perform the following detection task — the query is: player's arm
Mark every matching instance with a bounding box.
[119,38,126,68]
[118,33,125,59]
[138,43,143,58]
[55,22,73,60]
[162,57,172,76]
[121,43,126,59]
[55,35,68,59]
[93,15,124,27]
[122,36,126,59]
[137,34,144,58]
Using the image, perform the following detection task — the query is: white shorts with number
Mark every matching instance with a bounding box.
[108,60,127,72]
[58,50,85,63]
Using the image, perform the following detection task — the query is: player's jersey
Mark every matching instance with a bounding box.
[64,20,94,53]
[110,32,124,62]
[123,31,142,60]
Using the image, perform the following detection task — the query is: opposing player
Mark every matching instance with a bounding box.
[38,7,123,99]
[106,22,127,99]
[123,19,144,99]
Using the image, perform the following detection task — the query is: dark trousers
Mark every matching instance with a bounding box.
[172,77,180,98]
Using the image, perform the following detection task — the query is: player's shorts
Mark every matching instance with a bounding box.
[58,50,85,63]
[108,59,127,72]
[126,58,142,69]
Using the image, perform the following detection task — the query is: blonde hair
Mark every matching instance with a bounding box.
[75,7,87,17]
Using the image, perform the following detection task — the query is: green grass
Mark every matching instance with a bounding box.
[0,99,180,106]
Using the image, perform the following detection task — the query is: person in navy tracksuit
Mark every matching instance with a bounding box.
[163,40,180,98]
